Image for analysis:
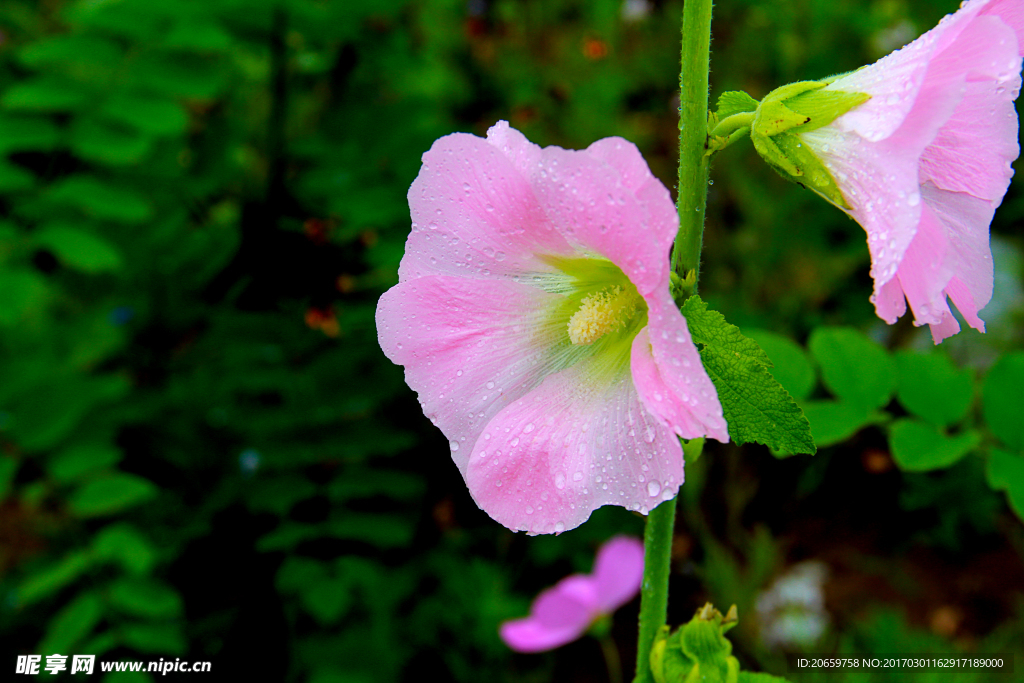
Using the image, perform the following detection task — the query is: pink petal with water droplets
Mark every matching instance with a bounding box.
[979,0,1024,53]
[593,535,645,613]
[500,574,599,652]
[527,144,669,296]
[402,132,573,282]
[808,4,1022,339]
[376,275,563,470]
[465,358,684,535]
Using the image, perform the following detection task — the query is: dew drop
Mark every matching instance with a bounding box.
[555,473,566,489]
[647,481,661,497]
[450,441,460,452]
[573,471,584,481]
[524,423,535,433]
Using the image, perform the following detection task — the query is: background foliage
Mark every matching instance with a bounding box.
[0,0,1020,681]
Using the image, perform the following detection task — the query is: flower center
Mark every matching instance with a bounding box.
[567,286,640,345]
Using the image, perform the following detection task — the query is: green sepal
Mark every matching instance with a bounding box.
[749,79,870,209]
[681,296,816,454]
[716,91,760,120]
[650,603,741,683]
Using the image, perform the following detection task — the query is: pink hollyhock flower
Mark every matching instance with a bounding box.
[500,535,644,652]
[376,121,727,535]
[794,0,1024,342]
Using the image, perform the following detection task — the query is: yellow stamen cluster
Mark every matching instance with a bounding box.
[566,286,638,345]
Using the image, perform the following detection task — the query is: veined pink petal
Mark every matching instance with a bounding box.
[376,275,564,470]
[592,536,645,613]
[526,143,671,296]
[402,132,574,282]
[979,0,1024,51]
[500,574,599,653]
[465,358,684,535]
[919,76,1020,201]
[636,292,730,442]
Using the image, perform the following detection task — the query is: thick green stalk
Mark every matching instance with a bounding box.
[632,498,676,683]
[634,2,714,682]
[672,0,714,286]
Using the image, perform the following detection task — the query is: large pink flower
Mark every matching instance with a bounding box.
[500,535,644,652]
[376,122,727,535]
[796,0,1024,342]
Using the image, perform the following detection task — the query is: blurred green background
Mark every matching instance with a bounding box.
[0,0,1021,681]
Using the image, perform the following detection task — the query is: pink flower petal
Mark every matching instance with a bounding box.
[919,76,1020,201]
[980,0,1024,52]
[380,122,724,533]
[634,292,730,442]
[526,143,671,296]
[402,132,573,282]
[500,574,599,653]
[592,536,645,613]
[376,275,564,470]
[801,1,1022,341]
[465,359,684,535]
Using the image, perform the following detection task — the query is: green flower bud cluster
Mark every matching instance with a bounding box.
[649,602,740,683]
[707,80,870,209]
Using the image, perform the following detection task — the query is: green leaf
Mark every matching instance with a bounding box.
[738,673,792,683]
[127,53,226,99]
[987,448,1024,522]
[48,443,122,482]
[0,270,48,325]
[46,176,152,224]
[982,352,1024,450]
[889,419,980,472]
[895,350,974,427]
[1,76,91,111]
[716,91,760,119]
[682,297,815,454]
[163,20,234,52]
[19,34,123,72]
[100,93,188,136]
[17,551,93,606]
[744,329,816,401]
[69,473,158,517]
[108,578,183,619]
[39,590,103,655]
[12,374,129,451]
[302,577,352,625]
[121,622,187,655]
[0,160,36,191]
[92,524,156,574]
[801,400,885,447]
[70,116,153,165]
[33,224,124,273]
[0,115,61,154]
[809,327,896,410]
[328,514,414,548]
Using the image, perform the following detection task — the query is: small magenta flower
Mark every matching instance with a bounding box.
[750,0,1024,342]
[500,535,644,652]
[376,122,727,534]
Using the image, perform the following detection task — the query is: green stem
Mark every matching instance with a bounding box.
[632,498,676,683]
[599,634,623,683]
[633,1,715,681]
[672,0,715,287]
